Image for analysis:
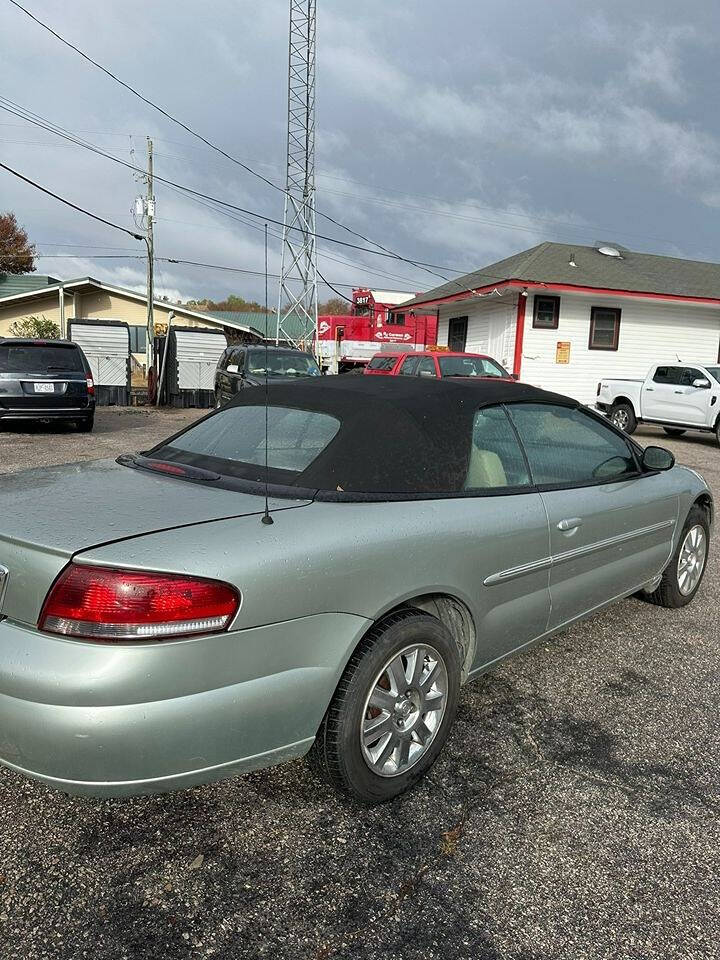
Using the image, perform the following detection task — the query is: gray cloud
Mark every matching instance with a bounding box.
[2,0,720,307]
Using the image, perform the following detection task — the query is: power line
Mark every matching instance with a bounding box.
[0,249,370,290]
[2,6,466,291]
[316,267,354,304]
[0,98,472,278]
[0,159,144,241]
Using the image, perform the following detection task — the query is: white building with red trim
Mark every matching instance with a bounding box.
[397,242,720,403]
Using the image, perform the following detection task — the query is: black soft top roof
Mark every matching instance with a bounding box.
[156,375,578,499]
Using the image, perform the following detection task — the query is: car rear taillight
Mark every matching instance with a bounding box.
[86,376,95,396]
[39,564,240,642]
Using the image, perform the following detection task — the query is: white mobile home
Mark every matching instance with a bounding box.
[398,243,720,404]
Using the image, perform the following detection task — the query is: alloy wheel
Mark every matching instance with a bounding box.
[611,409,629,430]
[677,524,707,596]
[360,643,448,777]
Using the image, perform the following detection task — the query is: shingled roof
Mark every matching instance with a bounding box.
[399,242,720,308]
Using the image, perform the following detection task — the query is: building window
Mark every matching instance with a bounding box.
[532,295,560,329]
[448,316,468,352]
[394,312,405,326]
[129,326,147,354]
[588,307,621,350]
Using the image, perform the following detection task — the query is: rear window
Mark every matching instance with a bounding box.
[164,405,340,474]
[0,343,85,374]
[367,356,397,371]
[246,349,320,378]
[439,356,507,378]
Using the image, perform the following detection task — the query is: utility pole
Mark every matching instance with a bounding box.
[145,137,155,377]
[277,0,318,357]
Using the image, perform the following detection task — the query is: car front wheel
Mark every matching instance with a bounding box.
[311,610,461,803]
[609,401,637,434]
[645,505,710,608]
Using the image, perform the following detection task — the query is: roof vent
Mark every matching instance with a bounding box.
[597,244,623,258]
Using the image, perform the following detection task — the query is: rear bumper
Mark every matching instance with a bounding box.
[0,612,371,797]
[0,405,93,420]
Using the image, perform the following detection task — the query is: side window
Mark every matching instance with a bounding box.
[588,307,621,350]
[532,295,560,329]
[399,356,419,376]
[234,349,245,373]
[653,366,681,385]
[417,357,437,378]
[465,406,531,490]
[507,403,637,486]
[680,367,704,386]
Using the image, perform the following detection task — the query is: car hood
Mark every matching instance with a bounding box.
[244,374,317,386]
[0,457,309,556]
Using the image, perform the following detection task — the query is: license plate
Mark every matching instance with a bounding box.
[33,383,55,393]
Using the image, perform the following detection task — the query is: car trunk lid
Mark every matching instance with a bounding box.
[0,458,309,624]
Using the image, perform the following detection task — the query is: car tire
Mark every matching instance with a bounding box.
[311,609,461,803]
[77,415,94,433]
[609,401,637,435]
[715,418,720,448]
[644,504,710,608]
[663,427,686,437]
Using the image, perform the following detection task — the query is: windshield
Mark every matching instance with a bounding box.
[247,349,321,378]
[0,343,85,375]
[438,355,508,378]
[367,356,397,371]
[705,366,720,384]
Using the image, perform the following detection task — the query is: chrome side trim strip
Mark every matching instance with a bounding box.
[484,556,552,586]
[552,518,675,567]
[484,519,675,587]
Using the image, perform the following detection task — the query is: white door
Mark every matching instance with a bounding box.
[669,367,715,425]
[641,365,685,422]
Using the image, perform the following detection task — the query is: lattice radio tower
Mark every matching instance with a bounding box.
[276,0,318,354]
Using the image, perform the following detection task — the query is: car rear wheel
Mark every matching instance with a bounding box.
[663,427,686,437]
[644,505,709,608]
[311,610,461,803]
[609,401,637,435]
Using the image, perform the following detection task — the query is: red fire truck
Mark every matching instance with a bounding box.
[317,289,438,372]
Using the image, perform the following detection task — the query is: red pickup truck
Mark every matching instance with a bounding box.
[364,350,512,380]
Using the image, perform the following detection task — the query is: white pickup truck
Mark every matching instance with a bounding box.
[595,361,720,444]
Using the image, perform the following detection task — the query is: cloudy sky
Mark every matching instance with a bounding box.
[1,0,720,305]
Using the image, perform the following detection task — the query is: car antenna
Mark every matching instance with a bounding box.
[261,222,274,525]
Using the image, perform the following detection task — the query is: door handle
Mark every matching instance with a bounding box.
[645,387,654,391]
[557,517,583,532]
[674,390,683,394]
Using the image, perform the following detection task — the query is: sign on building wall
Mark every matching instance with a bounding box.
[555,341,571,364]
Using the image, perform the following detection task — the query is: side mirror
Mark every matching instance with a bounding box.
[693,377,710,388]
[226,364,239,374]
[642,446,675,472]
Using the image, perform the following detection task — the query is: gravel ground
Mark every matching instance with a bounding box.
[0,415,718,960]
[0,406,204,474]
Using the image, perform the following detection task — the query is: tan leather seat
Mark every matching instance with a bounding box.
[465,446,507,489]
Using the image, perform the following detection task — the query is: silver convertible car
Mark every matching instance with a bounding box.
[0,377,712,803]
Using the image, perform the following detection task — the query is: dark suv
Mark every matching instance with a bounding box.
[215,344,321,406]
[0,338,96,431]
